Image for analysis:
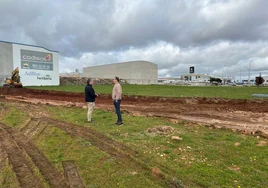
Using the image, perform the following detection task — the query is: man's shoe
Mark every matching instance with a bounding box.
[116,122,123,126]
[88,120,93,123]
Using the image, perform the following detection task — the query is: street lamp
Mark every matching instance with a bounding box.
[248,60,252,84]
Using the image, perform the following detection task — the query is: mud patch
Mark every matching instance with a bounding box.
[256,141,267,146]
[63,160,85,188]
[20,119,48,141]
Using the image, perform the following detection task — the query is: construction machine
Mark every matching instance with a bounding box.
[3,67,23,88]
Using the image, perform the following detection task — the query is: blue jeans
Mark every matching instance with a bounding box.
[113,100,122,122]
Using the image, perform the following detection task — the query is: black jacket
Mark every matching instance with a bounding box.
[85,84,97,102]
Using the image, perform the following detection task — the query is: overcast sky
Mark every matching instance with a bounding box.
[0,0,268,79]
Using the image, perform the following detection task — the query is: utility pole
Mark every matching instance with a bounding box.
[248,60,251,84]
[239,68,241,83]
[208,62,211,76]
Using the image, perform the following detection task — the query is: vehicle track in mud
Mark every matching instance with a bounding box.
[38,117,180,187]
[0,122,68,188]
[0,123,44,188]
[5,100,180,186]
[1,99,180,188]
[62,161,86,188]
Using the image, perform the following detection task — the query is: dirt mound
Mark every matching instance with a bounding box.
[148,126,175,135]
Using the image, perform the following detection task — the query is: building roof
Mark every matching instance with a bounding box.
[83,60,156,69]
[0,40,59,52]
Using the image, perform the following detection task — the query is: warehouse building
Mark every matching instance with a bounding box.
[83,61,158,84]
[0,40,59,86]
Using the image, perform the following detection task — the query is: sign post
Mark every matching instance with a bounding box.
[190,66,194,74]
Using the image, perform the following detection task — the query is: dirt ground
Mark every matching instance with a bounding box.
[0,87,268,139]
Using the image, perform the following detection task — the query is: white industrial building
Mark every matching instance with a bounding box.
[83,61,158,84]
[0,40,59,86]
[181,74,211,82]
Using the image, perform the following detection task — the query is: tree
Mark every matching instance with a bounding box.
[210,77,222,83]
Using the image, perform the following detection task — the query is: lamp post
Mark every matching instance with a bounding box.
[248,60,252,84]
[239,64,242,83]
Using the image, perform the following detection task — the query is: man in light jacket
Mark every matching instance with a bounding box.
[112,76,123,125]
[85,78,98,123]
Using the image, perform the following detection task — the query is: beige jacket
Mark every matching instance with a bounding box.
[112,83,122,101]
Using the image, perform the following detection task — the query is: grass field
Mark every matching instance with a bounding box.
[27,85,268,99]
[1,102,267,187]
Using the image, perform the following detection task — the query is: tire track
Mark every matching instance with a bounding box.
[63,161,85,188]
[0,123,68,188]
[39,117,180,187]
[20,119,48,141]
[0,123,44,188]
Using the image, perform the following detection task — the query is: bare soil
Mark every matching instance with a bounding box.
[62,161,85,188]
[1,88,267,138]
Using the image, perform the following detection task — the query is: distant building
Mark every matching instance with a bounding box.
[181,74,210,82]
[60,69,81,77]
[83,61,158,84]
[158,77,183,84]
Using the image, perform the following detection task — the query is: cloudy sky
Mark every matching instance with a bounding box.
[0,0,268,79]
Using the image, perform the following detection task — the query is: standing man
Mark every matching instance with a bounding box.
[112,76,123,125]
[85,78,98,123]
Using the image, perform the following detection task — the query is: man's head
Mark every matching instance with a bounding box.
[87,78,94,85]
[113,76,120,84]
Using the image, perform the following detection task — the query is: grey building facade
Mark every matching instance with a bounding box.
[83,61,158,84]
[0,42,13,86]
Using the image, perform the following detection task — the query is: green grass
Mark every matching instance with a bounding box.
[0,159,20,188]
[36,126,160,188]
[1,103,29,128]
[27,85,268,99]
[47,106,268,188]
[1,103,268,187]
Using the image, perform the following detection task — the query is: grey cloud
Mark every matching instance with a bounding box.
[60,40,268,79]
[0,0,268,78]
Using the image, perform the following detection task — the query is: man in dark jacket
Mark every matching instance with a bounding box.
[85,78,98,123]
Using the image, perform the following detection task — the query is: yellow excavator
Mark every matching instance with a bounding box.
[3,67,23,88]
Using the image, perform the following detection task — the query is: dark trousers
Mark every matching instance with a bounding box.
[113,100,122,122]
